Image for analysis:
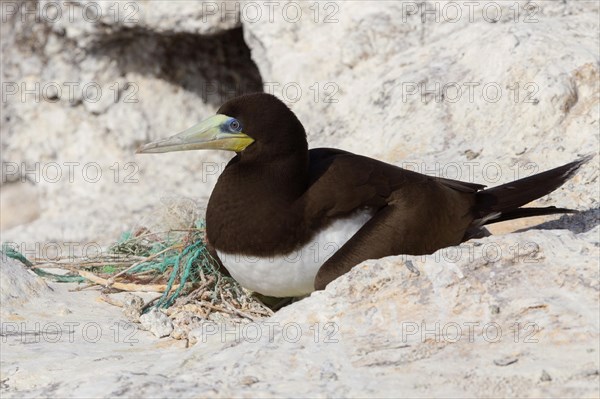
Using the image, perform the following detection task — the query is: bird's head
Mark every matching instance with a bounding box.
[137,93,307,161]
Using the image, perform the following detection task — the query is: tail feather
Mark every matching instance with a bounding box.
[474,155,592,225]
[483,206,577,224]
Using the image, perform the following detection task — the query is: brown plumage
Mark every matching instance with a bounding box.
[139,93,590,296]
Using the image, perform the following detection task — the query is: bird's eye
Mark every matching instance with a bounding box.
[229,119,242,132]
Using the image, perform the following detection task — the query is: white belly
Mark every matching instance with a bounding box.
[216,210,375,297]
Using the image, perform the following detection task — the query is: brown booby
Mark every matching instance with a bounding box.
[138,93,589,298]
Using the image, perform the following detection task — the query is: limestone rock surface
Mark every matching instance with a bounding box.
[1,1,598,397]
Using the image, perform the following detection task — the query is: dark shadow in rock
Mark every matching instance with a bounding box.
[88,27,263,107]
[516,207,600,234]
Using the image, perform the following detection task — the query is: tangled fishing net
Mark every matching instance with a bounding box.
[3,197,273,342]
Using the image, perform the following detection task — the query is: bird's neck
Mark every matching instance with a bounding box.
[206,151,310,254]
[229,151,309,200]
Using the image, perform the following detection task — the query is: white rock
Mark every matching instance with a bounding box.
[0,253,51,310]
[37,0,239,46]
[139,308,173,338]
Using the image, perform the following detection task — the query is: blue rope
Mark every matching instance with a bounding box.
[154,240,209,308]
[1,243,86,283]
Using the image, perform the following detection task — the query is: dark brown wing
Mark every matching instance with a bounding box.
[304,148,477,290]
[304,148,478,220]
[302,148,391,220]
[310,152,592,290]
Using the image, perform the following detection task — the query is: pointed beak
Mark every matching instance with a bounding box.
[136,114,254,154]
